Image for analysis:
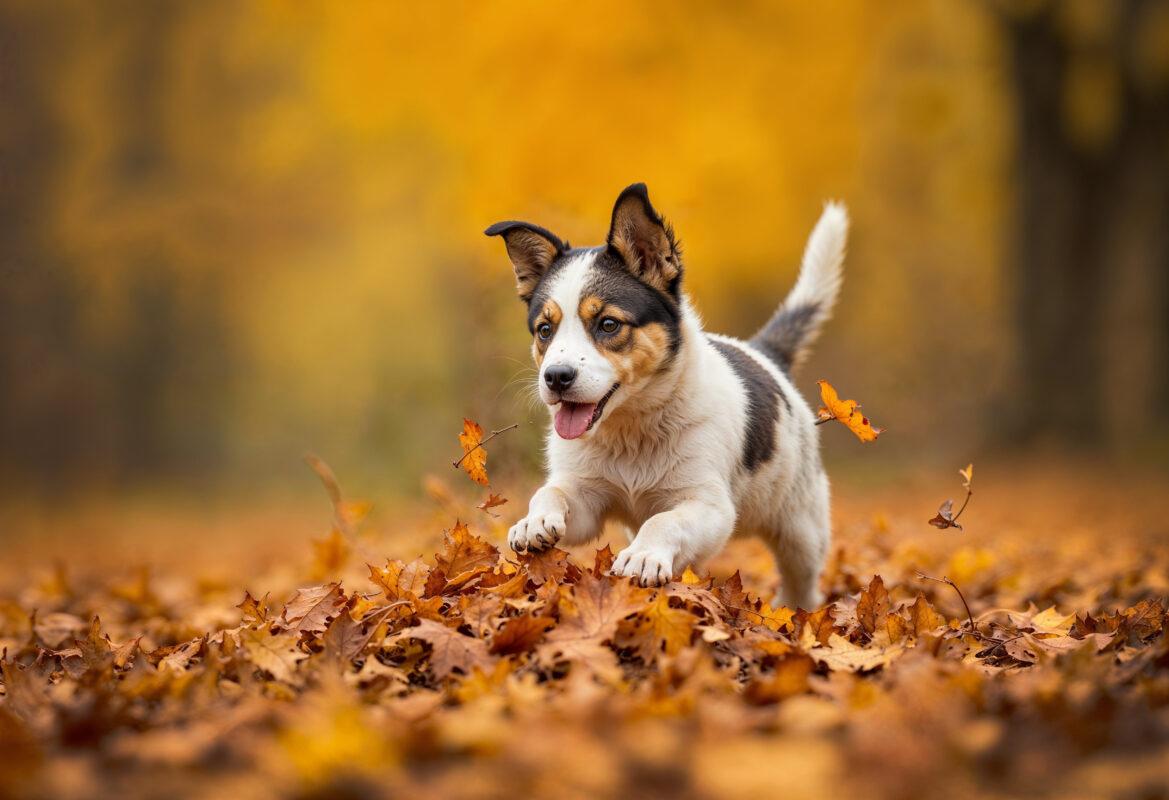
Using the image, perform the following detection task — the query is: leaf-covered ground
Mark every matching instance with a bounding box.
[1,464,1168,800]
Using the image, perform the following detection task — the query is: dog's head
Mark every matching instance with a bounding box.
[486,184,684,440]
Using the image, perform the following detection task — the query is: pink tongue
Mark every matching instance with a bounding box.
[554,402,597,439]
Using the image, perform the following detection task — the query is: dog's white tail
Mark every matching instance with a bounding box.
[749,202,849,373]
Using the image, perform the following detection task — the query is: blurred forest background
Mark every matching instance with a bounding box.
[2,0,1168,510]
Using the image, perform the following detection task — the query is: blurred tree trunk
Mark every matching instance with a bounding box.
[1000,1,1169,448]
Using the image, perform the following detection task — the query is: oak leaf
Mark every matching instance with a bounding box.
[857,575,890,636]
[278,583,346,635]
[321,610,368,664]
[908,595,947,637]
[401,618,493,679]
[236,591,270,625]
[457,418,490,486]
[816,380,884,442]
[795,606,838,648]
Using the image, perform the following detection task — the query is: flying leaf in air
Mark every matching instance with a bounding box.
[816,380,884,442]
[476,493,508,517]
[456,418,490,486]
[929,463,974,531]
[928,499,963,530]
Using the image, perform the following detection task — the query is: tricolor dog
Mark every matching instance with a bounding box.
[486,184,847,609]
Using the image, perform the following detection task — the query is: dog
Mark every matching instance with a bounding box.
[486,184,847,609]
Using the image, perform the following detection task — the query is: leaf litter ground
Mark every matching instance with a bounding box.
[1,464,1167,800]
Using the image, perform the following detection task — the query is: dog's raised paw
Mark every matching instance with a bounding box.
[508,513,565,553]
[611,546,674,587]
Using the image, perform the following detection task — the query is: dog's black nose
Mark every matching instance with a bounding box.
[544,365,577,393]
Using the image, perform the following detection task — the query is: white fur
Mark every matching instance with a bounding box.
[537,253,618,406]
[508,205,846,610]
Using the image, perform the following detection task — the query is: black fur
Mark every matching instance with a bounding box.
[708,338,787,472]
[749,303,818,373]
[483,220,565,250]
[584,249,682,364]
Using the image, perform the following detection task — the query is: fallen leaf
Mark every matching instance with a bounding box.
[240,628,305,684]
[400,619,494,678]
[278,583,346,635]
[489,610,554,655]
[236,591,270,625]
[435,521,499,580]
[368,558,430,601]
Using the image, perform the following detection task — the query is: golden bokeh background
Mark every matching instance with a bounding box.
[2,0,1168,510]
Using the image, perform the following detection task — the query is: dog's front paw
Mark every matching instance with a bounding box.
[508,511,566,553]
[612,545,675,586]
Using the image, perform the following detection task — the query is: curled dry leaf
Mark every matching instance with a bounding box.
[928,499,963,530]
[816,380,884,442]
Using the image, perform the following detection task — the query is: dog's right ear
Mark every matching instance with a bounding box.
[485,221,565,302]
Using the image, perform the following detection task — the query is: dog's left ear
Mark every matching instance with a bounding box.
[607,183,681,295]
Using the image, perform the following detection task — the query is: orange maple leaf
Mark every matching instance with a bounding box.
[476,492,508,517]
[456,418,490,486]
[816,380,884,442]
[435,520,499,580]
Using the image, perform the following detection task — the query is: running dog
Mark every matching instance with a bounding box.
[486,184,847,609]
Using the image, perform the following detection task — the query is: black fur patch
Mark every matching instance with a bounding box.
[749,303,818,373]
[709,337,787,472]
[582,248,682,365]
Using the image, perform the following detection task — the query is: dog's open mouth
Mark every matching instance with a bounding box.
[553,383,620,440]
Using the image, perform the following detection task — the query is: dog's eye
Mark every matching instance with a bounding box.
[600,318,620,334]
[537,323,552,340]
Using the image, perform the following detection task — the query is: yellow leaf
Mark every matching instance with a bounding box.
[457,418,490,486]
[817,380,884,442]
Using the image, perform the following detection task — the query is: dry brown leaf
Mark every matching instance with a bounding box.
[278,583,346,635]
[401,618,494,679]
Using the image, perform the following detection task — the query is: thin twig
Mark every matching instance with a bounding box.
[951,488,973,525]
[915,570,977,635]
[722,603,768,621]
[452,424,519,469]
[814,417,833,426]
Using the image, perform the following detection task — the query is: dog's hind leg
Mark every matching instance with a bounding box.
[766,481,830,610]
